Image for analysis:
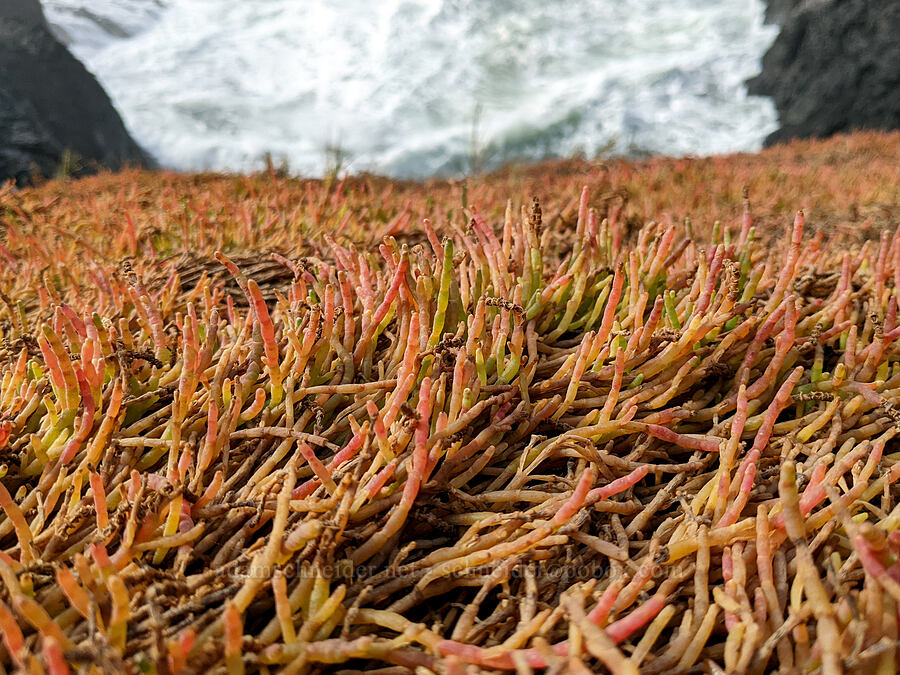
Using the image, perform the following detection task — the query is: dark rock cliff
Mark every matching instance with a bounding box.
[749,0,900,146]
[0,0,152,185]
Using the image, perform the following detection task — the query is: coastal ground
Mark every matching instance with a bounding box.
[1,130,899,672]
[5,130,897,279]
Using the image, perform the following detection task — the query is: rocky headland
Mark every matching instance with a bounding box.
[0,0,151,186]
[749,0,900,145]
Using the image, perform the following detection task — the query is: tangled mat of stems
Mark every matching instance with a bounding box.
[0,132,900,673]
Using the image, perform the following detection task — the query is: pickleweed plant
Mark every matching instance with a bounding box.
[0,131,898,672]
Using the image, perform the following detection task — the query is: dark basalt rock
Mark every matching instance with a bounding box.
[749,0,900,146]
[759,0,802,26]
[0,0,153,186]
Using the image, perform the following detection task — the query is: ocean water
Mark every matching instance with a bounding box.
[41,0,780,178]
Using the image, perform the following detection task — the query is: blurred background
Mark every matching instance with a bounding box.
[2,0,898,183]
[39,0,780,177]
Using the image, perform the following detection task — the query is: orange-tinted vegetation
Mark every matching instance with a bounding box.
[0,131,898,673]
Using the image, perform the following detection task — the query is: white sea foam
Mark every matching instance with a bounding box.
[41,0,780,178]
[41,0,169,50]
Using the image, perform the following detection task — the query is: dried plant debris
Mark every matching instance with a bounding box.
[1,140,900,672]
